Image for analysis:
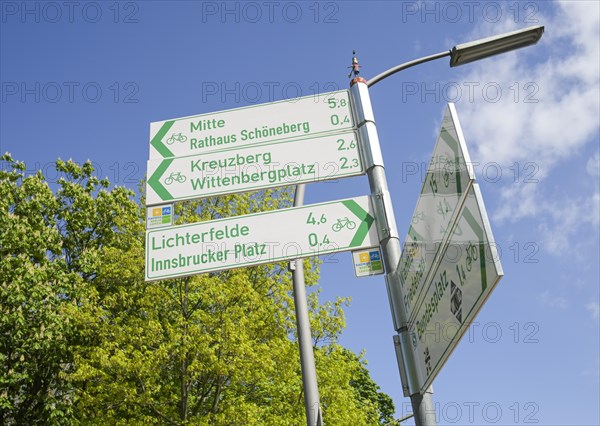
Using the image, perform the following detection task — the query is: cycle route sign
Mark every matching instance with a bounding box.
[408,184,503,394]
[146,130,363,205]
[394,104,503,394]
[145,195,378,281]
[396,103,475,322]
[149,90,355,159]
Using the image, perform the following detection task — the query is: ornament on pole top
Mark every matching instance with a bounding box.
[348,50,367,87]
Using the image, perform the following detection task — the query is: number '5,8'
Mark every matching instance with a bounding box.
[327,98,347,108]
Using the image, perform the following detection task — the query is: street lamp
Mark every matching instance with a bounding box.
[450,25,544,67]
[367,25,544,87]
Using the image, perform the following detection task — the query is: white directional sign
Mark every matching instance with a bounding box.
[394,103,503,394]
[396,103,475,322]
[145,196,378,281]
[408,184,503,393]
[146,131,363,205]
[149,90,355,159]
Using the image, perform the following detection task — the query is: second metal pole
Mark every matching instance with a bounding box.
[290,183,323,426]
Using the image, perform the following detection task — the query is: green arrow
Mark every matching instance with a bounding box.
[150,120,176,158]
[342,199,374,247]
[147,159,174,202]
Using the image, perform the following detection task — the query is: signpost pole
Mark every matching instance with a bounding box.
[289,183,323,426]
[349,77,436,425]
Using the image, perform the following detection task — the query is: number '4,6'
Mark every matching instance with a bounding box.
[307,212,327,225]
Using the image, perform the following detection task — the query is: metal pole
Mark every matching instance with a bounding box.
[349,77,437,425]
[289,183,323,426]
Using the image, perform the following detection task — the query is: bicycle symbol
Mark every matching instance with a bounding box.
[332,217,356,232]
[466,242,478,271]
[440,223,463,236]
[411,211,425,225]
[164,172,186,185]
[166,133,188,145]
[442,159,455,188]
[437,199,452,220]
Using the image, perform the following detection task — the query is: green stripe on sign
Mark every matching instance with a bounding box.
[342,199,374,247]
[147,159,174,202]
[461,207,483,240]
[150,121,176,158]
[408,224,425,242]
[440,127,458,153]
[462,207,488,293]
[478,242,488,292]
[440,127,462,194]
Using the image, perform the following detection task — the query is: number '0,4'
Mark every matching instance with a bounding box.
[330,115,350,126]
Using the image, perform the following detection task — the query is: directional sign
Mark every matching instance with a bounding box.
[408,184,503,393]
[145,196,378,281]
[149,90,355,159]
[146,131,363,205]
[396,103,475,321]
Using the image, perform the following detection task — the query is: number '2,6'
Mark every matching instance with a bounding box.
[337,138,356,151]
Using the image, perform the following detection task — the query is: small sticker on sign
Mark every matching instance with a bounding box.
[147,204,173,229]
[352,247,384,277]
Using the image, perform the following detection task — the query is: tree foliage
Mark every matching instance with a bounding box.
[0,155,398,425]
[1,154,138,423]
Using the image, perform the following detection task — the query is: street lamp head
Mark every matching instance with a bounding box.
[449,25,544,67]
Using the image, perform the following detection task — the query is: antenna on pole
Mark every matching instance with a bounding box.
[348,50,360,78]
[349,50,367,86]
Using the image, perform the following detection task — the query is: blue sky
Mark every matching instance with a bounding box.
[1,1,598,424]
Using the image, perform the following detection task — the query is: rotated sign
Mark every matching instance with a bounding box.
[408,184,503,393]
[396,103,475,321]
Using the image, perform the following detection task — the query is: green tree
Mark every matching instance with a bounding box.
[345,349,399,425]
[0,154,140,424]
[1,155,399,425]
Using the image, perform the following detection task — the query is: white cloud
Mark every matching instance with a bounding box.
[538,191,599,255]
[457,4,600,167]
[587,151,599,178]
[539,290,568,309]
[494,184,540,223]
[586,301,600,321]
[454,1,600,259]
[493,182,599,257]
